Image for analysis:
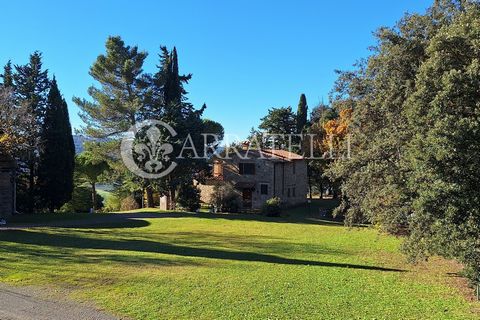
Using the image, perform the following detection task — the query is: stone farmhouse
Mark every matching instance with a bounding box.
[198,148,308,210]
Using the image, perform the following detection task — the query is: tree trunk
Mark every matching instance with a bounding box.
[307,162,313,200]
[169,187,176,210]
[91,182,97,212]
[146,185,154,208]
[28,159,35,214]
[319,181,323,199]
[332,185,338,200]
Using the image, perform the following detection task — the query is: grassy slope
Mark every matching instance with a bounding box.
[0,203,478,319]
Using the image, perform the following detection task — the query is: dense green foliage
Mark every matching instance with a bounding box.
[326,0,480,284]
[1,61,13,88]
[12,52,50,213]
[103,192,122,212]
[149,46,212,207]
[1,52,74,213]
[61,186,104,213]
[74,36,223,209]
[176,183,201,212]
[258,106,296,148]
[404,4,480,282]
[306,102,339,198]
[74,36,149,138]
[75,151,109,211]
[310,102,337,125]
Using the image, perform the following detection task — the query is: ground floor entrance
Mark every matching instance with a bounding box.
[242,188,252,208]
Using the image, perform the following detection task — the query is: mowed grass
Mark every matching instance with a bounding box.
[0,202,478,319]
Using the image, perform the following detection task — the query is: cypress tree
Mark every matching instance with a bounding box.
[151,46,205,208]
[296,94,308,133]
[37,78,75,211]
[62,97,75,204]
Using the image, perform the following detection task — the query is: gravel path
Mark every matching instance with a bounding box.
[0,284,120,320]
[0,213,151,319]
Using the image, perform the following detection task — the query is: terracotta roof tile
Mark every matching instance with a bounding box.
[261,149,304,160]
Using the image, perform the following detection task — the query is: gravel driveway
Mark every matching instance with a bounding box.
[0,214,150,320]
[0,284,119,320]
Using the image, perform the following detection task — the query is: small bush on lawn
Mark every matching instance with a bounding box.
[262,197,282,217]
[120,195,140,211]
[60,186,103,213]
[177,183,201,212]
[104,193,121,212]
[210,183,241,213]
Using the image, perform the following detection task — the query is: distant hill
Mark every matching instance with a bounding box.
[73,135,88,154]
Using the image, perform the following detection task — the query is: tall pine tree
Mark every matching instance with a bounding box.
[74,36,149,138]
[13,51,50,213]
[74,36,151,206]
[37,78,75,211]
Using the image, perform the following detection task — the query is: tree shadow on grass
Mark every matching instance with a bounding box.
[0,244,201,270]
[4,200,355,228]
[2,216,151,230]
[0,230,404,272]
[114,198,358,227]
[100,211,347,228]
[61,219,151,229]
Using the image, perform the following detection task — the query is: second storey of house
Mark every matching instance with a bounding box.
[212,149,308,206]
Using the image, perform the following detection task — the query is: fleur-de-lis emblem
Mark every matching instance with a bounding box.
[134,126,174,173]
[121,120,178,179]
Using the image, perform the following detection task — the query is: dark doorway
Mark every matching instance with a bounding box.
[242,189,252,208]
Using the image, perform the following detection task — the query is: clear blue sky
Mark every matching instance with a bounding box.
[1,0,432,139]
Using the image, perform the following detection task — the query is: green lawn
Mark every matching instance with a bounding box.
[0,201,478,319]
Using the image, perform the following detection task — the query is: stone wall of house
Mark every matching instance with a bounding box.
[0,157,15,217]
[197,183,215,204]
[220,156,275,209]
[273,163,283,201]
[282,160,308,206]
[272,160,308,206]
[199,153,308,210]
